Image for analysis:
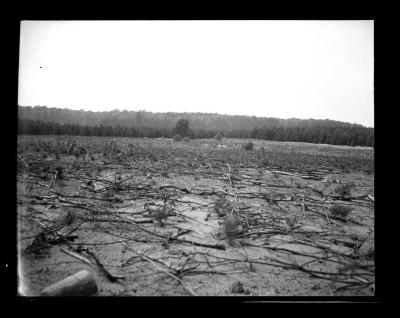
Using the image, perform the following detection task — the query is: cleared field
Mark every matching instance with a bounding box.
[17,135,374,296]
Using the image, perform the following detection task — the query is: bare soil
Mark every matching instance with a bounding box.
[17,136,374,296]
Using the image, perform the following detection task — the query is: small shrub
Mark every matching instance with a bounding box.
[55,165,64,179]
[104,189,114,199]
[329,204,353,218]
[242,142,254,151]
[335,183,355,197]
[173,134,182,142]
[259,147,266,158]
[322,180,332,190]
[285,216,297,230]
[213,197,233,217]
[154,204,173,226]
[223,214,245,243]
[64,210,76,225]
[214,132,223,141]
[75,147,86,156]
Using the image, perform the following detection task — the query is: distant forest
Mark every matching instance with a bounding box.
[18,106,374,147]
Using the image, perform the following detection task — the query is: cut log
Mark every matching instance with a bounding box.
[40,269,98,296]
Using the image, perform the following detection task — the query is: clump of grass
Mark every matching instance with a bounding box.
[213,197,233,217]
[242,142,254,151]
[329,204,353,218]
[173,134,182,142]
[335,182,355,197]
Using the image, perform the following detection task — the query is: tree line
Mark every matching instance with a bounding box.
[18,118,374,147]
[18,106,369,131]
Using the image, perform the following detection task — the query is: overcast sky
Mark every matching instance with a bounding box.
[18,20,374,127]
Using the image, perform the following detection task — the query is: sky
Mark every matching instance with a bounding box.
[18,20,374,127]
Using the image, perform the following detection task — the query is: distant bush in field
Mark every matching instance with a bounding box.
[173,134,182,142]
[183,136,191,142]
[214,132,223,141]
[174,118,190,137]
[242,142,254,151]
[329,204,353,218]
[259,146,266,158]
[335,182,355,197]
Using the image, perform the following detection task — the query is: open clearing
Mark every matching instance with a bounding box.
[17,136,374,296]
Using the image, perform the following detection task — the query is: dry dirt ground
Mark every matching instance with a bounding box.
[17,136,374,296]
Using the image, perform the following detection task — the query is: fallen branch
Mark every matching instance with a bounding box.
[113,212,226,250]
[130,248,197,296]
[84,249,125,282]
[60,247,95,267]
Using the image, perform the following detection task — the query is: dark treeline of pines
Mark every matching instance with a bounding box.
[18,118,374,147]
